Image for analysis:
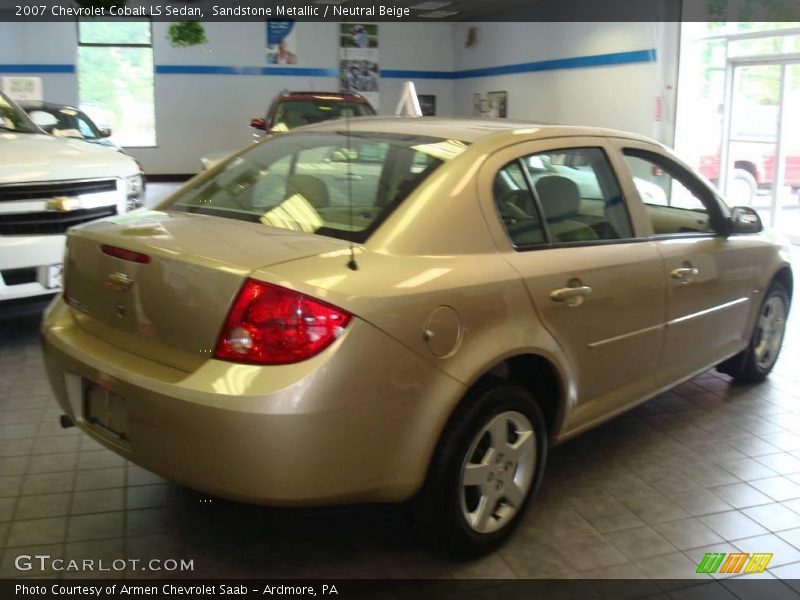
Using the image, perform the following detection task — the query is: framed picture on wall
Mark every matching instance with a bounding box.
[487,91,508,118]
[473,93,482,116]
[418,94,436,116]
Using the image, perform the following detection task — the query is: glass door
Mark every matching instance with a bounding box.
[778,64,800,244]
[720,60,800,241]
[720,64,780,216]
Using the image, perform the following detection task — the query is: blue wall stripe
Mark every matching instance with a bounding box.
[382,50,656,80]
[381,69,456,80]
[0,64,75,74]
[452,49,657,79]
[2,49,656,81]
[155,65,338,77]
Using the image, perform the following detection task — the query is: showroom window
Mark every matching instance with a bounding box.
[77,21,156,147]
[675,22,800,244]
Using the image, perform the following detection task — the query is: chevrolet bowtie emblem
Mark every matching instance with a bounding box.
[106,272,133,292]
[47,196,80,212]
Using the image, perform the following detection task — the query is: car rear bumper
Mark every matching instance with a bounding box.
[0,234,65,302]
[41,298,464,506]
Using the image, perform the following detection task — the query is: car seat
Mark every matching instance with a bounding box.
[534,175,598,243]
[496,189,545,246]
[287,175,330,208]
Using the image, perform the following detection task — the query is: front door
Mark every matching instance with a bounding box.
[618,144,757,387]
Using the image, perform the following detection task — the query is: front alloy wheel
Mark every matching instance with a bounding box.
[752,293,787,372]
[724,281,790,384]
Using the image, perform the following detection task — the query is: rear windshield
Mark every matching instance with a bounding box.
[164,131,468,242]
[273,100,374,129]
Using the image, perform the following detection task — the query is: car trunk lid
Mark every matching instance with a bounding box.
[64,210,349,372]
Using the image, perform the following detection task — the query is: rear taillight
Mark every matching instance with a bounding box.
[214,278,351,365]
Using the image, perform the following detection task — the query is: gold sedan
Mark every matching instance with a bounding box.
[41,118,793,553]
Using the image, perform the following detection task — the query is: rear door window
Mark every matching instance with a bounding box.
[493,147,634,247]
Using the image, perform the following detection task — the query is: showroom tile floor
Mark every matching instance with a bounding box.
[1,298,799,585]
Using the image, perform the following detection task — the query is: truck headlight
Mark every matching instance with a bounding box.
[125,173,145,210]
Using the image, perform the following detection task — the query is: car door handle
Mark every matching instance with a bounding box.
[550,285,593,306]
[671,267,699,281]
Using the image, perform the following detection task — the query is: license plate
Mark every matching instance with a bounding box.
[46,264,63,289]
[84,381,129,440]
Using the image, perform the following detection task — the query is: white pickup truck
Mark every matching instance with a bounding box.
[1,89,143,305]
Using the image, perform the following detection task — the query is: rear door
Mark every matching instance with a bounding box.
[480,137,666,432]
[611,140,757,386]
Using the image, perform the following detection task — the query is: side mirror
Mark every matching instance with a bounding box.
[728,206,763,235]
[249,117,267,130]
[99,128,112,138]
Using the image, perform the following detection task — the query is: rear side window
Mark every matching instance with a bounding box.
[493,162,545,246]
[493,147,634,247]
[164,132,468,242]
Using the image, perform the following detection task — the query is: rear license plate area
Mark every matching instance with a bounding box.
[84,381,129,441]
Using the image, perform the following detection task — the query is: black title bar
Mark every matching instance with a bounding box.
[3,0,800,22]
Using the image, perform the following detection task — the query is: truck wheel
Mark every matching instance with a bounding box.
[729,169,757,206]
[414,381,547,555]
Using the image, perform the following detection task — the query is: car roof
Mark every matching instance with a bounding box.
[279,92,369,103]
[17,100,81,112]
[298,116,659,146]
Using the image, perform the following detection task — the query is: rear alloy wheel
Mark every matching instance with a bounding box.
[414,382,547,555]
[725,282,789,384]
[459,410,536,534]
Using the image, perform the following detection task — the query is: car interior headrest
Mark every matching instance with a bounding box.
[535,175,581,221]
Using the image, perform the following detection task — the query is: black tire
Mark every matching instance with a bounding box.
[720,282,790,384]
[413,380,547,556]
[730,168,758,206]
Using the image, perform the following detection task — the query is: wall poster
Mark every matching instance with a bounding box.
[339,23,379,109]
[266,20,298,65]
[486,91,508,118]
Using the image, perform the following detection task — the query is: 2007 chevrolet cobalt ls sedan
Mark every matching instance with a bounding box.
[42,117,793,553]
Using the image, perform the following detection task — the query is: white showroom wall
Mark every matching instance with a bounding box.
[0,21,456,174]
[451,21,680,145]
[142,21,456,174]
[1,19,680,174]
[0,21,78,102]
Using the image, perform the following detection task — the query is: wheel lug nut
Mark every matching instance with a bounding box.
[487,473,493,481]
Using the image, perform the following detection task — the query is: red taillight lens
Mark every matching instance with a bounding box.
[101,245,150,264]
[214,278,351,365]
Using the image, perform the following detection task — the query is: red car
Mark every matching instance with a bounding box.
[250,91,376,136]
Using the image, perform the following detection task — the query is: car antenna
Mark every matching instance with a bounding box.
[343,32,358,271]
